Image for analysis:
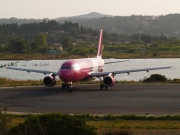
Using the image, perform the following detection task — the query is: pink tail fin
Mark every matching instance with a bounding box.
[96,30,103,58]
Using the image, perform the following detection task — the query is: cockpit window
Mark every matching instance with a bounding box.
[61,66,74,69]
[61,64,80,70]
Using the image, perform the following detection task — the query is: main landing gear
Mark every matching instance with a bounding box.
[62,82,73,92]
[100,83,108,89]
[98,77,108,89]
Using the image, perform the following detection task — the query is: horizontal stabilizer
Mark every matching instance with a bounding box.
[105,60,130,64]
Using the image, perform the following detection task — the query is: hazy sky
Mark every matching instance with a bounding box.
[1,0,180,19]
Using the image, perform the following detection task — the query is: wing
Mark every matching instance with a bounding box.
[7,67,58,76]
[91,66,171,77]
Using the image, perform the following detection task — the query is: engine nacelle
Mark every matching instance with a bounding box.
[103,74,116,87]
[43,75,56,87]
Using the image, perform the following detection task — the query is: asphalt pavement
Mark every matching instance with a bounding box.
[0,84,180,115]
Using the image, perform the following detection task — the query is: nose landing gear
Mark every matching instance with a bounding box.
[62,82,73,92]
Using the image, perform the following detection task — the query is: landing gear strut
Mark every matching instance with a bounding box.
[100,83,108,89]
[98,77,108,89]
[62,82,73,92]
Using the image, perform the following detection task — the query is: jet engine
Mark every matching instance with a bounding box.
[43,74,56,87]
[103,73,116,87]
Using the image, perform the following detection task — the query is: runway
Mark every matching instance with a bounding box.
[0,84,180,115]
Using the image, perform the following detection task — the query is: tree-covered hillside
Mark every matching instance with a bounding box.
[77,14,180,37]
[0,20,180,59]
[0,20,100,55]
[1,13,180,37]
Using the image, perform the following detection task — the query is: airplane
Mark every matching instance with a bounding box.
[7,30,171,92]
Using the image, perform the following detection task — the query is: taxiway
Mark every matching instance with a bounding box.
[0,84,180,115]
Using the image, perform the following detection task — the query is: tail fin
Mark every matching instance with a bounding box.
[96,30,103,58]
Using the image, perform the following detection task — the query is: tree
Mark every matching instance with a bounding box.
[30,42,38,50]
[35,33,47,47]
[34,33,49,53]
[79,48,89,56]
[151,42,159,56]
[61,37,72,48]
[89,48,95,54]
[9,38,26,53]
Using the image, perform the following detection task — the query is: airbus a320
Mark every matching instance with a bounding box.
[7,30,171,92]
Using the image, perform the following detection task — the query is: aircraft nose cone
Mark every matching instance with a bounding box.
[59,70,74,82]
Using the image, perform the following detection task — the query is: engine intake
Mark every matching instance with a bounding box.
[43,75,56,87]
[103,74,116,87]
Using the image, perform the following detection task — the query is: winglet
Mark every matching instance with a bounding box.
[96,30,103,58]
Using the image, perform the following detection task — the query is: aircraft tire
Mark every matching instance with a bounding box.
[67,85,73,92]
[62,83,65,89]
[100,83,104,89]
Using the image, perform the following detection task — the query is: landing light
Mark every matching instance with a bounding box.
[73,64,80,70]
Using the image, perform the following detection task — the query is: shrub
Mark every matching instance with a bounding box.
[8,114,96,135]
[143,74,167,82]
[79,48,89,56]
[0,107,12,135]
[172,78,180,83]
